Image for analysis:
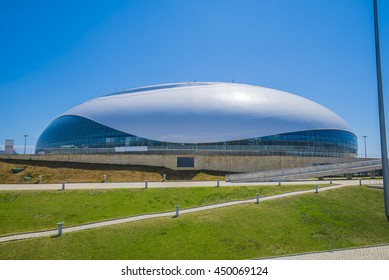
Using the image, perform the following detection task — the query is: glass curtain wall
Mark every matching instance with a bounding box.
[35,115,358,157]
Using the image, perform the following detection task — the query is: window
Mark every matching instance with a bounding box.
[177,157,194,167]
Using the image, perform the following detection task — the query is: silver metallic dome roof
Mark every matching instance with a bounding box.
[62,82,353,143]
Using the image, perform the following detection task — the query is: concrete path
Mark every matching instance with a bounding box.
[0,183,351,243]
[0,179,366,191]
[267,244,389,260]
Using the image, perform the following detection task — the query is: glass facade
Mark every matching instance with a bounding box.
[35,115,358,157]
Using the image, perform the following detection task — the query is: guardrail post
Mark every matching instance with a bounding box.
[175,205,180,217]
[57,222,64,236]
[61,182,65,191]
[278,181,281,186]
[330,178,332,184]
[315,184,318,193]
[217,180,220,187]
[145,181,148,189]
[256,193,260,204]
[359,179,362,186]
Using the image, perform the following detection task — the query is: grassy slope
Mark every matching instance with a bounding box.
[0,160,226,184]
[1,186,389,260]
[0,184,318,235]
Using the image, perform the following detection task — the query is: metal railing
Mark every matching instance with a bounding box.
[227,159,383,182]
[32,146,358,158]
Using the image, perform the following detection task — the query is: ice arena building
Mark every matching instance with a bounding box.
[34,82,358,172]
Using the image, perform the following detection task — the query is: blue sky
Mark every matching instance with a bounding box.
[1,0,388,156]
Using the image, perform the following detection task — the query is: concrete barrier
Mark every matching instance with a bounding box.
[0,154,372,173]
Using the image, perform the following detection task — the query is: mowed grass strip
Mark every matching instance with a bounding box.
[1,186,388,260]
[0,184,319,235]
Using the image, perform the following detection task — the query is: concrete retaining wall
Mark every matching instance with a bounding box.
[0,153,361,173]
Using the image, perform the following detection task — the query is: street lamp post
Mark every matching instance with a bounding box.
[373,0,389,221]
[23,135,28,154]
[363,136,367,158]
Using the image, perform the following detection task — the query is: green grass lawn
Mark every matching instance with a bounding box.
[0,184,319,235]
[1,186,389,260]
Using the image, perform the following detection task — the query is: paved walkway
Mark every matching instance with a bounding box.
[0,183,350,243]
[0,179,362,191]
[268,244,389,260]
